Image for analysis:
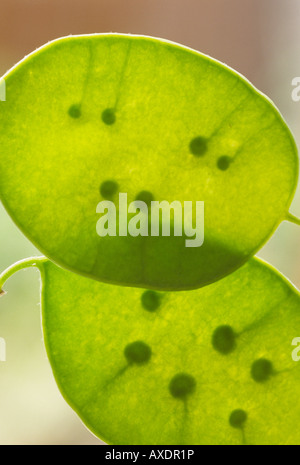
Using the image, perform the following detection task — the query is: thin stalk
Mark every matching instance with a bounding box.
[286,212,300,227]
[0,256,47,295]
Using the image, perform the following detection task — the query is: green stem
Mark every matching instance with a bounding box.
[286,212,300,227]
[0,256,47,295]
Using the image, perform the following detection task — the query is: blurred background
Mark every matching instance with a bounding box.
[0,0,300,445]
